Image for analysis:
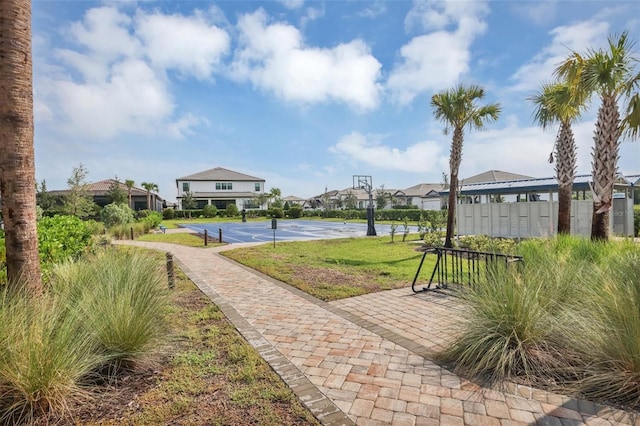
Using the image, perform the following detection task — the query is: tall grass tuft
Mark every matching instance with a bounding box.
[0,287,103,423]
[436,258,579,386]
[67,249,170,372]
[439,235,640,409]
[571,250,640,407]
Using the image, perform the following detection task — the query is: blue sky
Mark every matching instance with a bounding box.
[32,0,640,203]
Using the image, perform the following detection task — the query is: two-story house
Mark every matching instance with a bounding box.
[176,167,266,210]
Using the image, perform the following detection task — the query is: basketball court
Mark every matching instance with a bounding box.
[180,219,416,244]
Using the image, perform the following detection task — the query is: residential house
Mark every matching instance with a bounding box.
[393,183,445,210]
[283,196,306,206]
[176,167,266,210]
[49,179,164,212]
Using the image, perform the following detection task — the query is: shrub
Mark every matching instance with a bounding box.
[163,208,175,220]
[84,219,105,236]
[269,208,284,218]
[202,205,218,218]
[101,203,135,228]
[289,206,302,219]
[226,204,239,217]
[52,249,169,372]
[0,288,103,422]
[38,215,94,265]
[141,211,162,228]
[634,208,639,237]
[108,222,148,240]
[422,231,444,248]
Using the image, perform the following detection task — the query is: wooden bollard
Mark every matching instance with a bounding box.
[204,229,208,246]
[166,252,175,289]
[130,227,134,240]
[219,228,222,243]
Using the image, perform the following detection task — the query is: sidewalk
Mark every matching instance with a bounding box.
[114,240,637,426]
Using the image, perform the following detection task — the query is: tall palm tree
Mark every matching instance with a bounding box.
[0,0,42,292]
[141,182,159,211]
[431,84,501,248]
[530,82,584,234]
[125,179,135,209]
[556,32,640,241]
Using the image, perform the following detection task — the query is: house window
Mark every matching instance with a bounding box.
[215,182,233,190]
[255,183,260,192]
[182,182,189,192]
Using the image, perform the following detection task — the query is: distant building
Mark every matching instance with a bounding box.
[49,179,163,212]
[176,167,266,210]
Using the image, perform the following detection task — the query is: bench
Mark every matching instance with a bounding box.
[159,225,167,234]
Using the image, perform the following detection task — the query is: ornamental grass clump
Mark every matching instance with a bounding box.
[0,287,103,423]
[570,250,640,408]
[436,256,581,387]
[72,249,169,372]
[439,235,640,409]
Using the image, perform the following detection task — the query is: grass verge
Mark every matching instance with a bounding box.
[39,248,320,425]
[221,235,429,301]
[136,232,221,247]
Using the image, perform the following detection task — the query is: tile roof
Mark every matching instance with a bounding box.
[177,167,265,182]
[395,183,444,197]
[49,179,155,198]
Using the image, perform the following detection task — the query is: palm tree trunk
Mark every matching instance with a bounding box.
[147,191,151,210]
[555,122,576,235]
[0,0,42,292]
[557,184,572,234]
[445,128,463,248]
[591,95,621,241]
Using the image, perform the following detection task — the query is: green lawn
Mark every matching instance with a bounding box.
[221,235,433,301]
[136,233,222,247]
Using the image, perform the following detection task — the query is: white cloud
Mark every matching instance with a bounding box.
[136,11,229,79]
[278,0,304,10]
[167,113,206,139]
[509,20,609,92]
[359,1,387,19]
[230,10,382,110]
[300,5,325,28]
[37,6,229,138]
[387,0,488,105]
[329,132,446,173]
[52,59,174,139]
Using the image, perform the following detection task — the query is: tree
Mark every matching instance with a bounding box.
[556,32,640,240]
[431,84,501,248]
[343,190,357,210]
[181,191,196,210]
[141,182,159,211]
[268,187,282,208]
[125,179,135,209]
[36,179,56,215]
[0,0,42,291]
[107,177,127,205]
[62,164,97,218]
[255,193,269,209]
[530,82,584,234]
[375,186,390,210]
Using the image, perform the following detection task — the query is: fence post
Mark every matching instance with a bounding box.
[166,252,175,289]
[204,229,208,246]
[130,227,134,240]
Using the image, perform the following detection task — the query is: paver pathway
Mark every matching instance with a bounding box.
[115,240,638,426]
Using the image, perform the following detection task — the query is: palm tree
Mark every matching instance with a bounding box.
[530,82,584,234]
[556,32,640,240]
[0,0,42,292]
[431,84,501,248]
[125,179,135,209]
[141,182,159,211]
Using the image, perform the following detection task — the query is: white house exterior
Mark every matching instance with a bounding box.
[176,167,266,210]
[393,183,445,210]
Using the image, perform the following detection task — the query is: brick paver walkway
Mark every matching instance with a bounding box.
[115,240,638,426]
